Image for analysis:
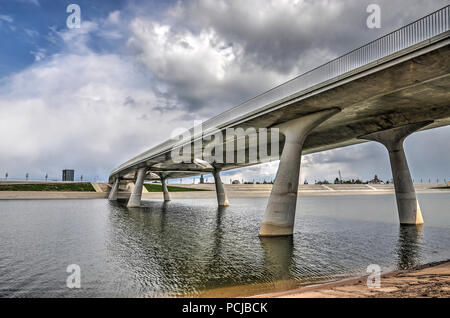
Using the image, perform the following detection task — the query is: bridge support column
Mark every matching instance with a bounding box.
[127,167,146,208]
[360,122,432,225]
[161,177,171,202]
[213,168,229,207]
[108,178,119,201]
[259,109,340,237]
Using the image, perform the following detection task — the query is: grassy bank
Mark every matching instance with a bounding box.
[0,183,95,192]
[144,183,210,192]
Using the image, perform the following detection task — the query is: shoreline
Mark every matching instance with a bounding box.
[0,184,448,200]
[250,260,450,298]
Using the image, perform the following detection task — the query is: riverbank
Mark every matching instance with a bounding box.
[0,183,448,199]
[251,260,450,298]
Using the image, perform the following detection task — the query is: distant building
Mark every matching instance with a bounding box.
[368,174,383,184]
[62,169,75,181]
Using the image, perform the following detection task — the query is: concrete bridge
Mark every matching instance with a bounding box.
[108,7,450,236]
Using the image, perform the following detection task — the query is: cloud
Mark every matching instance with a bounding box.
[24,28,39,37]
[126,0,449,117]
[127,17,288,116]
[16,0,40,6]
[0,20,190,181]
[30,48,45,61]
[0,14,13,24]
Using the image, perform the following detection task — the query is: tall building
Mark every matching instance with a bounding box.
[62,169,75,181]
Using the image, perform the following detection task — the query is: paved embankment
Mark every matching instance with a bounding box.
[0,183,448,200]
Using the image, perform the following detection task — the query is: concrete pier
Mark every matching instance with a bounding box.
[259,109,340,236]
[161,176,171,202]
[213,168,229,207]
[108,178,119,201]
[360,122,431,225]
[127,168,146,208]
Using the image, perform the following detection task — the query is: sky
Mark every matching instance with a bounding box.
[0,0,449,183]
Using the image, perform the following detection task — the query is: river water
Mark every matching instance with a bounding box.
[0,193,449,297]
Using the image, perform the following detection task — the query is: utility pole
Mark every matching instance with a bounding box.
[338,170,342,184]
[5,172,8,180]
[26,173,29,181]
[45,173,48,182]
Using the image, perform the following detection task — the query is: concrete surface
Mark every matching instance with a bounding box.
[251,261,450,298]
[0,183,447,200]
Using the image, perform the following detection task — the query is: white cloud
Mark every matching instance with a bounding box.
[30,48,45,61]
[127,15,293,116]
[0,23,190,181]
[17,0,40,6]
[0,14,13,23]
[107,10,121,25]
[24,28,39,37]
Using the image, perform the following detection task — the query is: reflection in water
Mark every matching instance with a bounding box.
[396,225,423,270]
[211,206,227,262]
[259,236,294,281]
[1,194,450,297]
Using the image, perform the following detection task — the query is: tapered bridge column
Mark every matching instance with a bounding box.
[213,168,229,207]
[259,109,340,237]
[161,176,171,202]
[127,167,146,208]
[108,178,119,201]
[360,122,432,225]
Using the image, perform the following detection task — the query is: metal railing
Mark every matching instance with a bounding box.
[111,6,450,176]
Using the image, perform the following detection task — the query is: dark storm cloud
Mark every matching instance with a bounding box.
[129,0,448,116]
